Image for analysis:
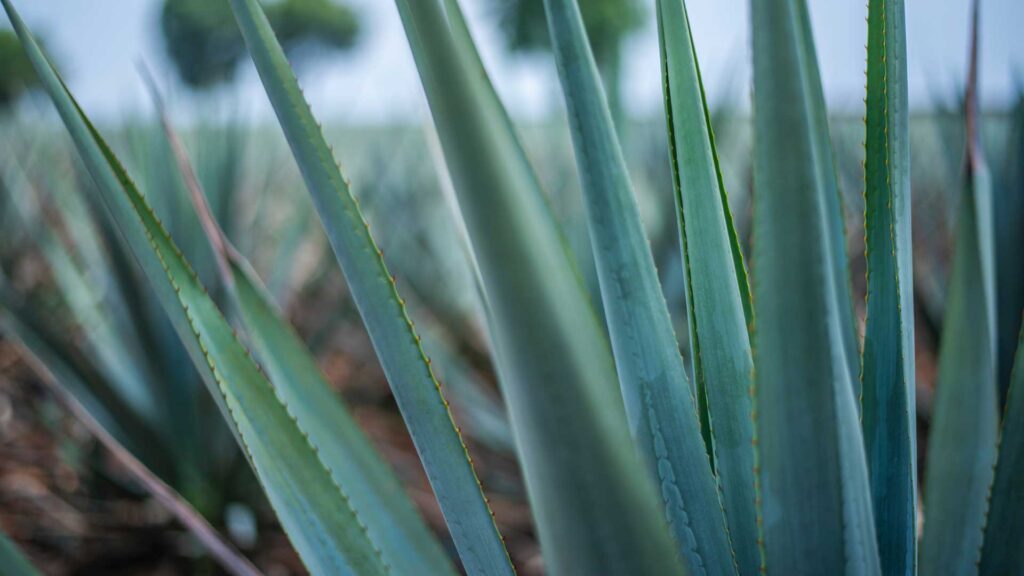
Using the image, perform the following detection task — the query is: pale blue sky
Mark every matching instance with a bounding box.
[8,0,1024,123]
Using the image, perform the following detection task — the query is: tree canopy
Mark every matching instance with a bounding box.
[0,29,39,109]
[495,0,645,125]
[161,0,359,89]
[496,0,644,64]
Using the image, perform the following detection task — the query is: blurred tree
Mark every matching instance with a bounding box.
[496,0,645,127]
[0,29,40,109]
[161,0,358,89]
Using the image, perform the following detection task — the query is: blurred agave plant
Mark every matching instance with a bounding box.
[1,0,1022,575]
[0,112,252,514]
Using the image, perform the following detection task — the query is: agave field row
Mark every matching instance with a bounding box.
[0,0,1022,575]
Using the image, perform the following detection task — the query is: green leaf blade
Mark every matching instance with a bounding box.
[657,1,758,573]
[980,324,1024,574]
[750,0,880,573]
[224,1,511,573]
[861,0,917,573]
[0,531,40,576]
[227,257,456,575]
[175,268,387,576]
[920,162,999,576]
[793,3,861,397]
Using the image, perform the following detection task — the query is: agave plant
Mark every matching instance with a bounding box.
[1,0,1022,574]
[0,97,264,521]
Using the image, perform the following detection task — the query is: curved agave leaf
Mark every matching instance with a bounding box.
[793,1,861,397]
[0,532,39,576]
[420,0,604,344]
[395,1,688,574]
[543,0,733,572]
[438,0,606,339]
[920,162,998,576]
[429,0,574,455]
[861,0,917,573]
[225,1,511,573]
[750,0,880,573]
[1,3,389,573]
[979,324,1024,574]
[657,1,758,573]
[226,257,458,575]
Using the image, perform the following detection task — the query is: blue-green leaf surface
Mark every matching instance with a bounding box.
[861,0,917,573]
[0,531,39,576]
[657,1,758,572]
[438,0,603,332]
[225,256,457,575]
[979,323,1024,574]
[793,2,861,396]
[920,154,998,576]
[750,0,880,573]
